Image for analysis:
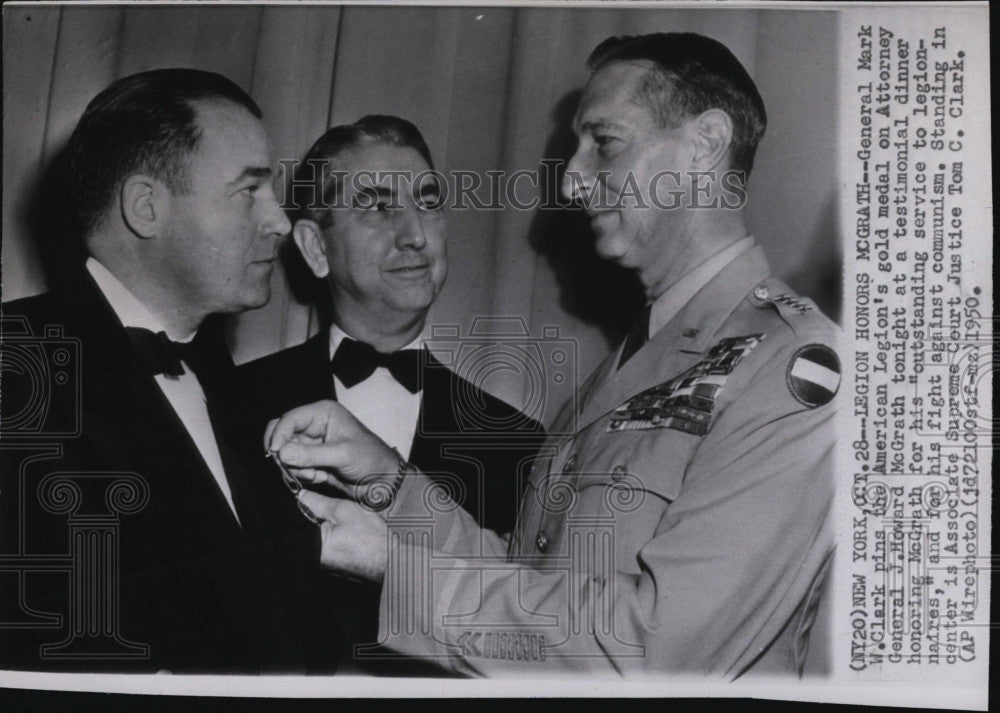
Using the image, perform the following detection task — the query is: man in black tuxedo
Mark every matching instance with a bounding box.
[236,116,545,671]
[0,69,333,673]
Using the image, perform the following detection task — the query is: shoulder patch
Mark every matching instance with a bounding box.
[786,344,840,408]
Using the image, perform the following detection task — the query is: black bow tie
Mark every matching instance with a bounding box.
[331,338,422,394]
[126,327,209,380]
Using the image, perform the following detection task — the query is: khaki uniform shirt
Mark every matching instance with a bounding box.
[376,245,841,679]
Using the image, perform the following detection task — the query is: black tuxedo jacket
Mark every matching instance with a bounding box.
[237,328,546,535]
[0,268,336,673]
[236,328,546,674]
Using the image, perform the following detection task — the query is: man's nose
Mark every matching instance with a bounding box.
[396,208,428,250]
[262,192,292,239]
[561,149,593,204]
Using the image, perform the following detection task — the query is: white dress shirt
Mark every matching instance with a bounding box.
[85,258,241,524]
[328,324,424,461]
[647,236,756,338]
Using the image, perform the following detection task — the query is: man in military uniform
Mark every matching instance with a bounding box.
[265,32,840,678]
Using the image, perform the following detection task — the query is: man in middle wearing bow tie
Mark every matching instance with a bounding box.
[237,115,544,672]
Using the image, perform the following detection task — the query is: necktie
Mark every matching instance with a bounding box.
[617,303,652,369]
[331,338,422,394]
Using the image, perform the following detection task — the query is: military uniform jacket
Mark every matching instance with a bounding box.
[376,246,841,679]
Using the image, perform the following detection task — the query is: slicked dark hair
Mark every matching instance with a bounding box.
[65,68,262,240]
[588,32,767,175]
[292,115,434,226]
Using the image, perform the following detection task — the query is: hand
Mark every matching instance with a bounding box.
[265,400,399,499]
[298,490,388,582]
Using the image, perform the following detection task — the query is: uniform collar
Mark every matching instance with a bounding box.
[85,257,196,343]
[647,236,755,338]
[666,244,771,354]
[577,244,771,431]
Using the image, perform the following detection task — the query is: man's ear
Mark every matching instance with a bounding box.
[292,219,330,278]
[690,109,734,171]
[120,174,168,239]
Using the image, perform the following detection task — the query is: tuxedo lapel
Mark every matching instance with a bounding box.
[407,352,457,471]
[195,326,265,534]
[295,327,338,404]
[576,247,772,432]
[59,270,244,539]
[310,327,337,401]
